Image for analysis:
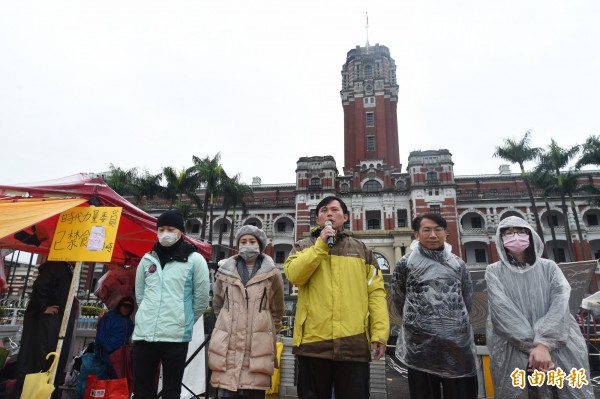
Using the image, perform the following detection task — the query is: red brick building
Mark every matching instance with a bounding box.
[194,42,600,288]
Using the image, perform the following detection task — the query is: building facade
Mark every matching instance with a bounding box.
[192,42,600,292]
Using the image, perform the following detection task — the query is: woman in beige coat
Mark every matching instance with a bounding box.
[208,225,284,399]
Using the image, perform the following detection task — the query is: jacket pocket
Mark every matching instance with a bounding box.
[249,331,275,374]
[207,329,228,372]
[293,307,308,347]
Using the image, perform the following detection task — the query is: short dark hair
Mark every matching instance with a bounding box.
[412,213,447,231]
[315,196,349,215]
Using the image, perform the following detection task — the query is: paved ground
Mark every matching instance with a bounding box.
[265,355,600,398]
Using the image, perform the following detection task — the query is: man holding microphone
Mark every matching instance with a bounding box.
[284,196,389,399]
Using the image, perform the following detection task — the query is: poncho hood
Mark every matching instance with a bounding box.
[494,216,544,273]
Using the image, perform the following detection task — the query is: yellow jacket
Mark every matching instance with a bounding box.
[284,231,389,362]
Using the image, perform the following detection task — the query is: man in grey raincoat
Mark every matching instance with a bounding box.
[486,216,593,398]
[392,213,477,399]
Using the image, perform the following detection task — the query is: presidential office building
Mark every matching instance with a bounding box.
[191,42,600,289]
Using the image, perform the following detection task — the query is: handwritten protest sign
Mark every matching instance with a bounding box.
[48,207,122,262]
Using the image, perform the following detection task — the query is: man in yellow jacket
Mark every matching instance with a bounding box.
[284,196,389,399]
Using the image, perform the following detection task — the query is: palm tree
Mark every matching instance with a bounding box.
[131,170,163,208]
[536,139,580,261]
[217,174,253,258]
[576,135,600,207]
[530,171,559,260]
[189,153,224,241]
[105,164,137,196]
[562,171,590,260]
[161,166,194,208]
[576,135,600,169]
[494,131,545,243]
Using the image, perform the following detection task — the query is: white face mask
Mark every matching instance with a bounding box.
[157,231,180,247]
[239,245,260,260]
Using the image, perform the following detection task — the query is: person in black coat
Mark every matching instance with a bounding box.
[11,261,76,399]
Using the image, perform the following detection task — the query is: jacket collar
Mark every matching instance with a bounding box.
[217,254,278,281]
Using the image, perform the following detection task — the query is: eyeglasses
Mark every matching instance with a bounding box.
[501,229,528,237]
[419,227,445,234]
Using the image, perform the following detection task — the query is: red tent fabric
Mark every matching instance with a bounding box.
[0,174,212,264]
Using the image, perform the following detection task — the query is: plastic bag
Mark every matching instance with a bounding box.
[83,375,128,399]
[93,266,136,310]
[266,342,283,395]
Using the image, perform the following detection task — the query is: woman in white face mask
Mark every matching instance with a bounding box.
[208,225,284,399]
[485,216,593,398]
[132,209,210,399]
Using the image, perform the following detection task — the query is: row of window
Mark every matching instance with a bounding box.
[465,213,600,229]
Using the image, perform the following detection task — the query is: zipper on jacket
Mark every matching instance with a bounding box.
[225,286,229,311]
[258,287,267,312]
[244,288,249,309]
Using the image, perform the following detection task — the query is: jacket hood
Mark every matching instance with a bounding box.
[217,253,278,280]
[494,216,544,272]
[116,295,135,316]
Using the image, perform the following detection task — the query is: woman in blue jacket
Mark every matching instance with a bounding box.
[132,210,210,399]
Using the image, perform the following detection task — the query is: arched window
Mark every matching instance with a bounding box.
[363,180,382,192]
[374,253,390,273]
[395,180,405,190]
[340,183,350,192]
[310,177,321,188]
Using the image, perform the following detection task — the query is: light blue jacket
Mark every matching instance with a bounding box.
[132,249,210,342]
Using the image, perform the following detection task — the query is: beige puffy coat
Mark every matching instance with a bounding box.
[208,254,284,392]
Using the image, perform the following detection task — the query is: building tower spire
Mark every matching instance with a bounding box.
[365,12,370,53]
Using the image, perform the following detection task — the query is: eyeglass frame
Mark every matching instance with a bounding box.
[419,227,446,235]
[500,228,529,237]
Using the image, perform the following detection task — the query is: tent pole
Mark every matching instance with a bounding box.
[20,253,35,300]
[6,250,17,298]
[50,260,82,386]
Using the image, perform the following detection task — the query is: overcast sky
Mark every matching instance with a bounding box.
[1,1,599,186]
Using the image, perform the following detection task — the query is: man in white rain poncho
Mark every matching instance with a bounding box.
[486,216,593,398]
[392,213,478,399]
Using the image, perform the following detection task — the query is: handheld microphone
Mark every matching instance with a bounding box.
[325,220,334,248]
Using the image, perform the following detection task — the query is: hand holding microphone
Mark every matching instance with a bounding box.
[324,220,335,248]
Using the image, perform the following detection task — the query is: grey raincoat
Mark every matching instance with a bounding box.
[486,216,593,398]
[392,241,477,378]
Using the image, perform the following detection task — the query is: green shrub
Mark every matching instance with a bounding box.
[81,306,105,317]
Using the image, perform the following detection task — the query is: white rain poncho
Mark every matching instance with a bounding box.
[392,241,477,378]
[486,216,593,398]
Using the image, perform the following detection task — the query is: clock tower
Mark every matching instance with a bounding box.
[340,43,400,180]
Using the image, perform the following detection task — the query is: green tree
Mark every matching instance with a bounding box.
[576,135,600,206]
[536,139,580,261]
[217,174,252,258]
[562,171,589,260]
[576,135,600,169]
[530,171,559,260]
[189,153,224,241]
[161,166,195,208]
[494,131,545,243]
[105,164,137,196]
[131,170,163,209]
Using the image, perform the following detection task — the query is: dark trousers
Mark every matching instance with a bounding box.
[407,367,478,399]
[217,388,266,399]
[296,356,369,399]
[132,341,189,399]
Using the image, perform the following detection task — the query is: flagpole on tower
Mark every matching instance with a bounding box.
[365,12,370,53]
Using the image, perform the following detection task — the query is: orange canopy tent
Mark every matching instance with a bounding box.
[0,174,212,264]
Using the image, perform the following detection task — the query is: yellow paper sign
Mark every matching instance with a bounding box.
[48,207,122,262]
